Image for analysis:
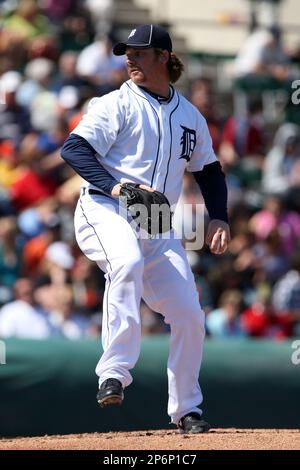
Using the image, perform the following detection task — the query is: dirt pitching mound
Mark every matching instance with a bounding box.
[1,429,300,450]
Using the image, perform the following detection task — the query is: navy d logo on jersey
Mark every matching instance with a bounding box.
[179,125,196,162]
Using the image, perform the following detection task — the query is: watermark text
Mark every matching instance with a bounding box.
[291,340,300,365]
[0,340,6,365]
[291,80,300,105]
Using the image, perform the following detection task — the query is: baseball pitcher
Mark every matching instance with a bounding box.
[61,24,230,433]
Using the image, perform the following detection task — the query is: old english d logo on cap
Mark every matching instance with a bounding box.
[113,24,172,56]
[128,29,136,39]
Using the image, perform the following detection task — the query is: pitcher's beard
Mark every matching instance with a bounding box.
[129,70,145,84]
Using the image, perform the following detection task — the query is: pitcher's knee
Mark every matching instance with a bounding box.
[167,304,205,334]
[187,308,205,333]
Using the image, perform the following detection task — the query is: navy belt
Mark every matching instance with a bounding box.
[82,188,112,199]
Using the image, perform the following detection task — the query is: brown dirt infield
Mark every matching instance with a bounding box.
[1,429,299,450]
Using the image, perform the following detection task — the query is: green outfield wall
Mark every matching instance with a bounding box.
[0,337,299,436]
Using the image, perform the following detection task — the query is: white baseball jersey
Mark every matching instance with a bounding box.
[72,79,217,206]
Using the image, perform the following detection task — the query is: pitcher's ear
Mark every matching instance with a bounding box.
[158,50,169,64]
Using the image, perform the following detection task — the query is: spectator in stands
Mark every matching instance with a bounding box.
[234,26,290,81]
[206,289,245,337]
[76,32,127,94]
[219,98,266,168]
[22,203,62,276]
[16,57,55,109]
[85,0,115,39]
[50,51,87,94]
[47,284,90,339]
[190,78,221,153]
[42,241,75,285]
[241,286,293,339]
[3,0,52,40]
[2,0,55,68]
[240,286,273,338]
[0,71,32,145]
[0,278,52,338]
[9,135,58,211]
[0,139,19,216]
[70,254,104,316]
[272,251,300,335]
[40,0,79,24]
[249,195,300,257]
[262,123,300,196]
[0,216,23,299]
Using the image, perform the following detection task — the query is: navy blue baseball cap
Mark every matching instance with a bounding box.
[113,24,172,56]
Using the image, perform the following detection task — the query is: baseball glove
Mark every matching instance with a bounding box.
[119,183,172,235]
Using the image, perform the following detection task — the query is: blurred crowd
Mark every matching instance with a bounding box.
[0,0,300,341]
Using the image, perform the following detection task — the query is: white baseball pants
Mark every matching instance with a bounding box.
[74,191,205,424]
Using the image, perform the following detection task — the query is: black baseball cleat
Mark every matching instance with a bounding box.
[97,378,124,407]
[177,412,211,434]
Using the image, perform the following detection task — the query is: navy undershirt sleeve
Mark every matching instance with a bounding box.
[61,133,118,195]
[193,161,228,223]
